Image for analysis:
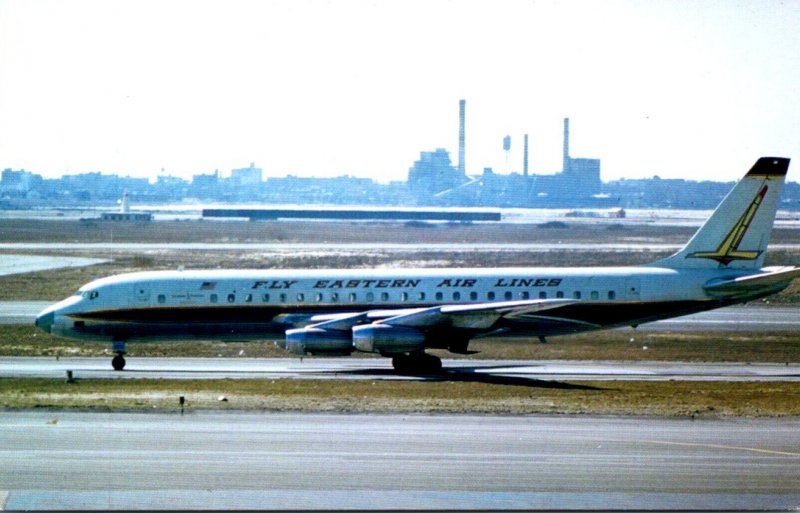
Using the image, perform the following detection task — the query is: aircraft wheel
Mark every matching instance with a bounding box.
[421,353,443,373]
[111,354,126,371]
[392,353,442,374]
[391,355,411,373]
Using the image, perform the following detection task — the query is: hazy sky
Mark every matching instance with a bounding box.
[1,0,799,183]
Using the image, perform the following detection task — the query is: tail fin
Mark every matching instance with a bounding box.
[651,157,790,270]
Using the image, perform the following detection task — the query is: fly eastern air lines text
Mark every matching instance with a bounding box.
[249,278,563,290]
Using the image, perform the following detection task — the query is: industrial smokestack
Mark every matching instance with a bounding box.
[523,134,529,177]
[458,99,466,175]
[563,117,570,173]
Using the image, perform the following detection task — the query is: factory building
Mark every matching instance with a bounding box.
[407,100,603,207]
[407,148,467,202]
[558,117,602,200]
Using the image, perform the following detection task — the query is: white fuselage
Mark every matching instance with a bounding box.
[36,265,749,344]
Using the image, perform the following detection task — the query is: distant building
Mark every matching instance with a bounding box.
[100,212,153,221]
[55,172,150,201]
[564,158,602,198]
[1,169,43,195]
[262,175,395,204]
[156,175,188,187]
[230,163,262,186]
[407,149,468,203]
[192,170,219,188]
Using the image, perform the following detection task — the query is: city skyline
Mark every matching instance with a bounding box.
[1,0,799,184]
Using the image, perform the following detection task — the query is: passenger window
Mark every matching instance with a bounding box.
[315,293,323,302]
[574,291,582,299]
[504,291,513,300]
[262,294,270,302]
[453,292,461,301]
[366,292,374,302]
[608,291,616,300]
[488,292,495,300]
[401,292,408,302]
[331,292,339,303]
[279,293,287,303]
[158,294,166,304]
[349,293,357,302]
[556,291,564,299]
[435,292,443,301]
[296,293,304,302]
[591,291,599,300]
[539,291,547,299]
[521,291,530,299]
[210,294,218,303]
[470,291,478,301]
[227,294,236,303]
[418,292,426,301]
[381,292,389,301]
[245,294,253,303]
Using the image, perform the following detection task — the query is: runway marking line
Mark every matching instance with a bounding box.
[597,438,800,457]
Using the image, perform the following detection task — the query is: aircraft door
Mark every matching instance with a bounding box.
[626,278,641,301]
[134,283,151,304]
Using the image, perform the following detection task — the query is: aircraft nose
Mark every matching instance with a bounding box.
[35,311,55,333]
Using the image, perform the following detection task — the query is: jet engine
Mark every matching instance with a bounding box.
[283,327,354,356]
[352,323,425,354]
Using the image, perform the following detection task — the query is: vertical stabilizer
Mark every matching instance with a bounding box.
[651,157,790,270]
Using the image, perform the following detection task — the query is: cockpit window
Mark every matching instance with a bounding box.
[81,291,99,300]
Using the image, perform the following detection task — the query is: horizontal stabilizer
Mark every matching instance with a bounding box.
[704,266,800,298]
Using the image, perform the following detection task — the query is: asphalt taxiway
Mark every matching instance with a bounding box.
[0,411,798,510]
[2,356,799,382]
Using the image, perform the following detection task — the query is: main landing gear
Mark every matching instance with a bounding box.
[391,352,443,374]
[111,340,127,371]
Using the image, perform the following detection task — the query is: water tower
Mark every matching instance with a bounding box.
[503,135,511,173]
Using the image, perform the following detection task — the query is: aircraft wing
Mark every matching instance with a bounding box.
[381,299,579,330]
[704,266,800,298]
[306,299,578,332]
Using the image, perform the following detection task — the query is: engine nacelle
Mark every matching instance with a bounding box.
[352,324,425,354]
[282,327,354,356]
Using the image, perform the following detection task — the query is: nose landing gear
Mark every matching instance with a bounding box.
[111,353,126,371]
[111,340,127,371]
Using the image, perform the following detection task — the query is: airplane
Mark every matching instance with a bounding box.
[35,157,799,372]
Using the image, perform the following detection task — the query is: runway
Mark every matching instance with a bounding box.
[3,301,800,330]
[0,302,53,324]
[640,305,800,332]
[0,255,107,277]
[0,411,798,510]
[2,356,799,382]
